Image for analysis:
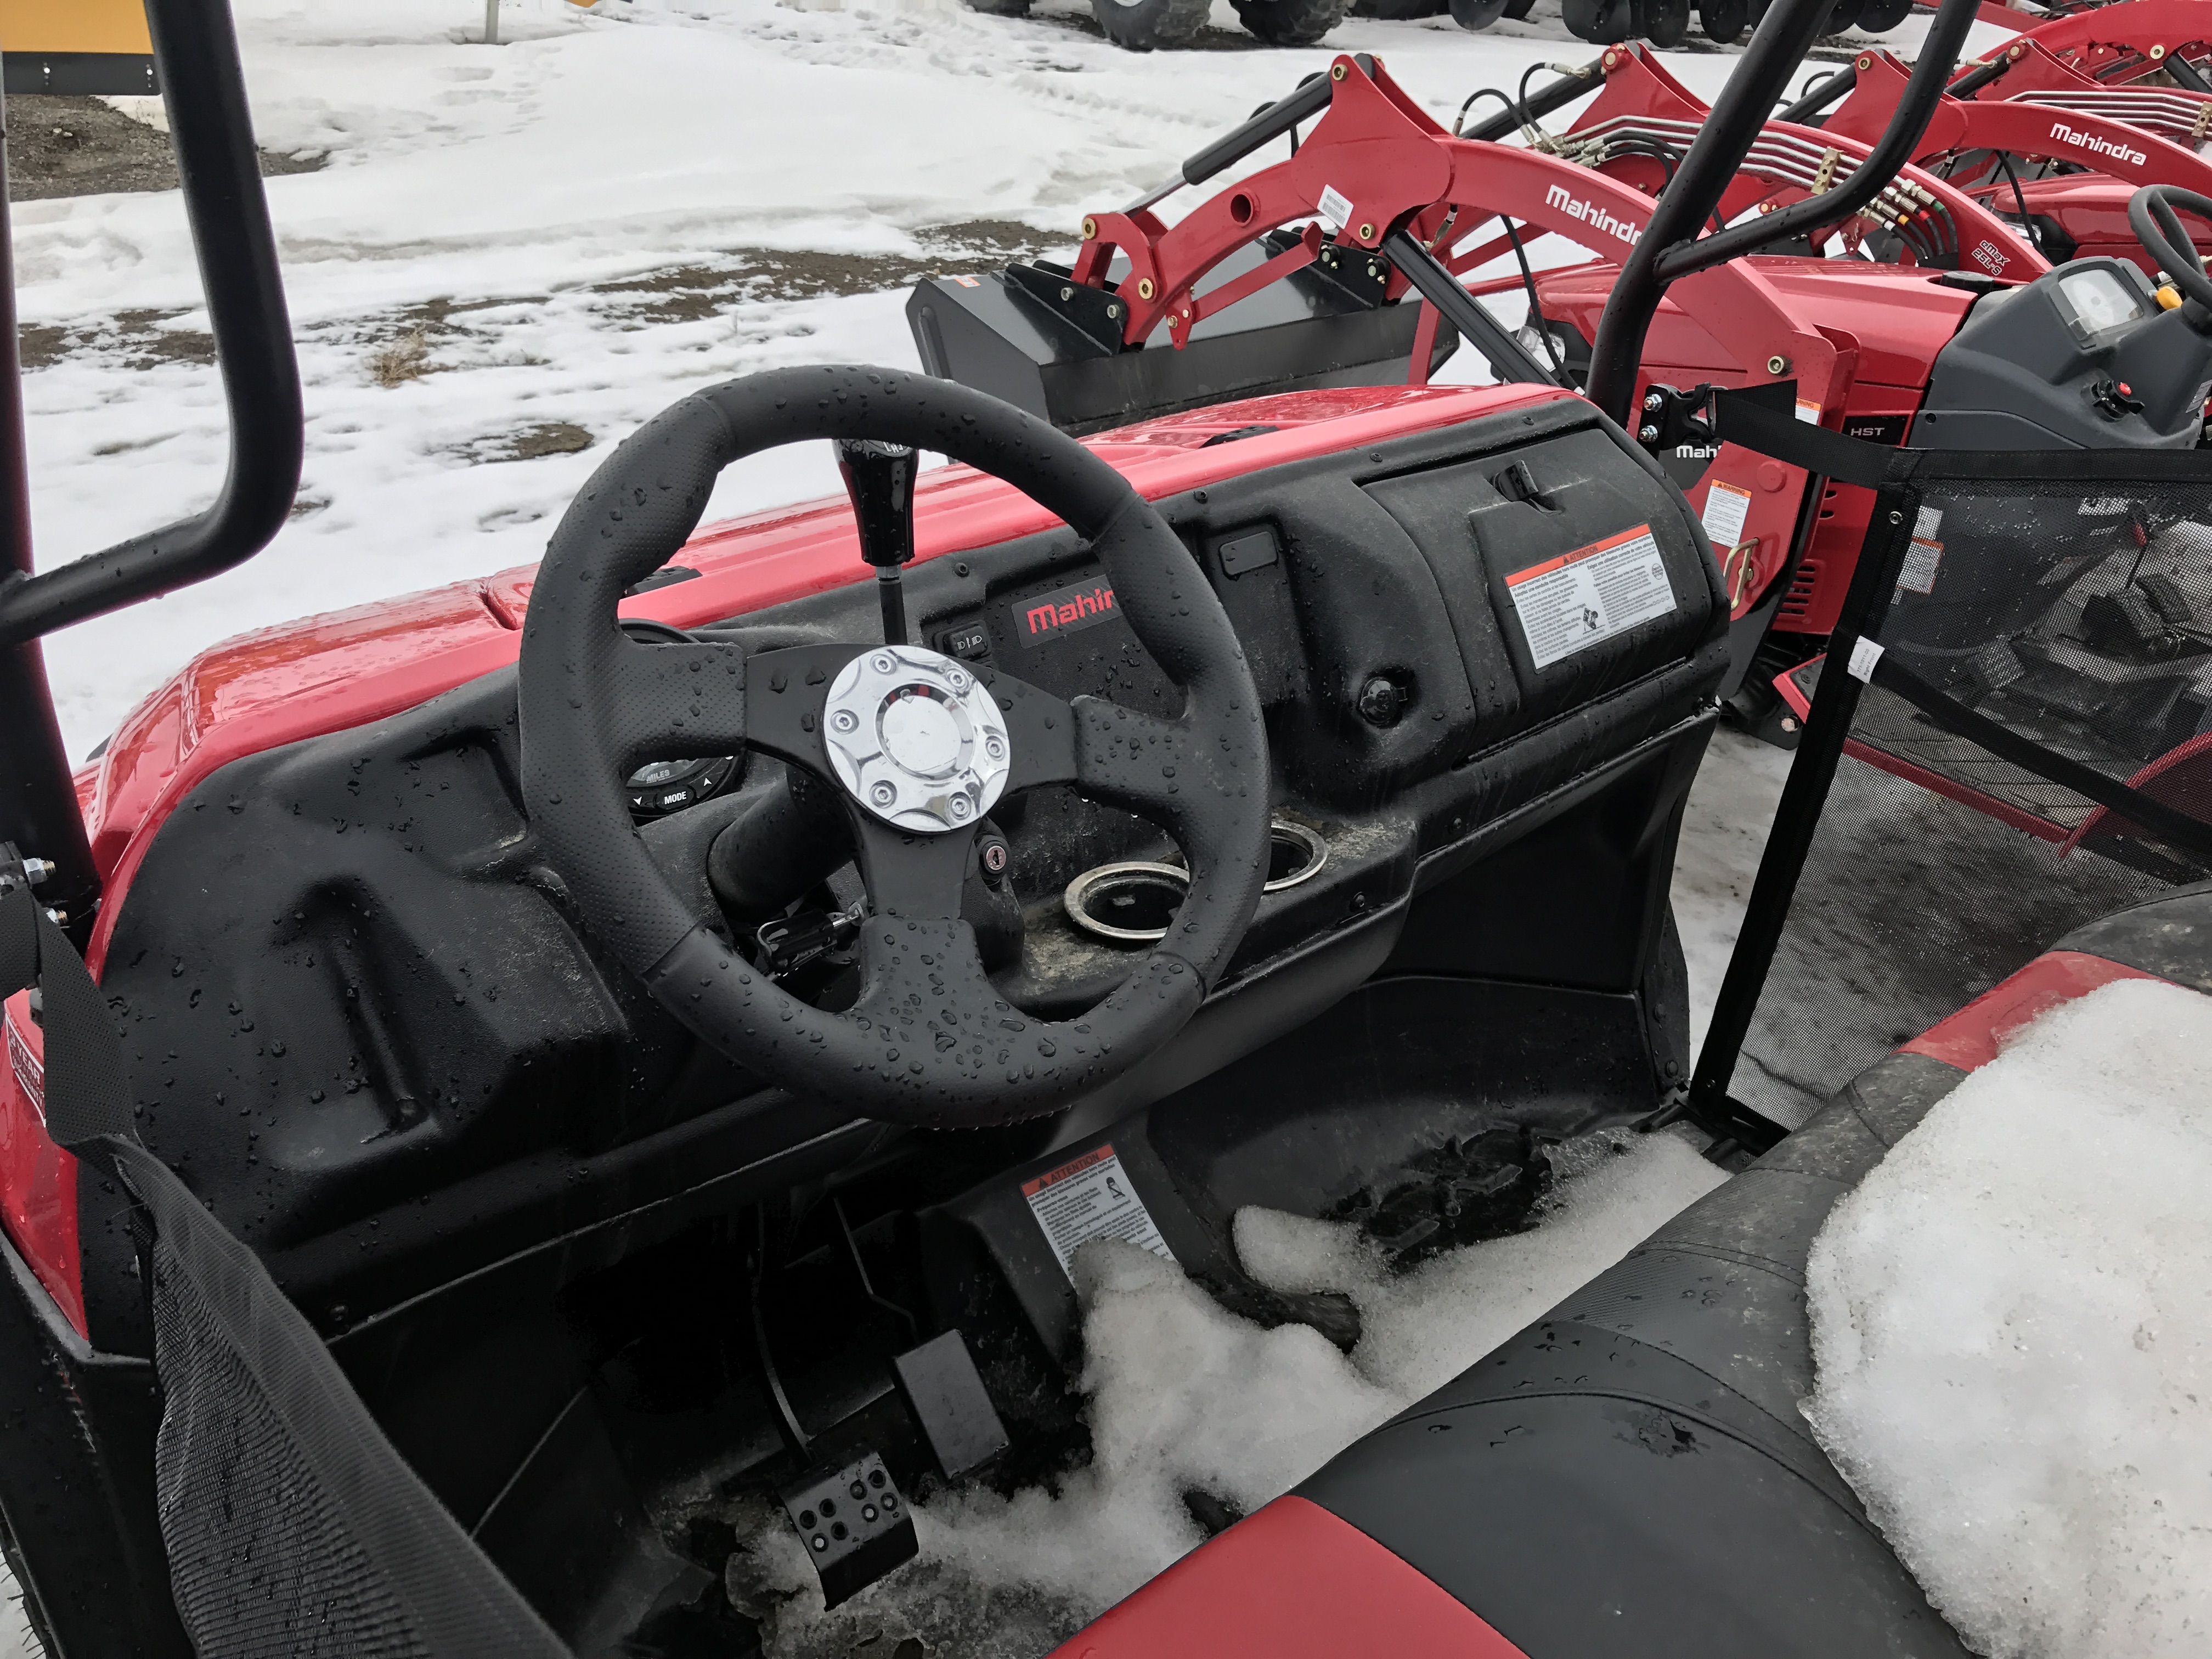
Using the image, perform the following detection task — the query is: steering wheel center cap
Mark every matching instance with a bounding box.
[823,645,1012,833]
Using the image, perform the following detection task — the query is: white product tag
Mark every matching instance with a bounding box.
[1795,398,1822,424]
[1847,637,1885,682]
[1914,505,1944,540]
[1898,535,1944,594]
[1504,523,1678,671]
[1317,184,1356,230]
[1023,1144,1176,1283]
[1701,480,1753,550]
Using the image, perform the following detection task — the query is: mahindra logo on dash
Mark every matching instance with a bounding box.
[1024,583,1116,639]
[1544,183,1641,246]
[2048,121,2146,168]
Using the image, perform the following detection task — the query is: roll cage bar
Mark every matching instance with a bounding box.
[0,0,300,923]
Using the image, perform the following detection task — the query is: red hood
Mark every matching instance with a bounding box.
[1536,255,1977,387]
[79,381,1570,966]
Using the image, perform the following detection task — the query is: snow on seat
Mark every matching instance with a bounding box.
[1052,887,2212,1659]
[1805,973,2212,1658]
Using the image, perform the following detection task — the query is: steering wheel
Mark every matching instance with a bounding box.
[2129,185,2212,311]
[517,366,1272,1127]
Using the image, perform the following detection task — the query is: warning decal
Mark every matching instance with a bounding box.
[1318,184,1355,230]
[1504,523,1678,670]
[1022,1144,1176,1283]
[1701,480,1752,552]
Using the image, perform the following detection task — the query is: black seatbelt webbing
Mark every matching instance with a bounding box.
[1713,385,1894,489]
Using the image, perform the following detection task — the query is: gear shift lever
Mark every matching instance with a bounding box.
[835,439,918,645]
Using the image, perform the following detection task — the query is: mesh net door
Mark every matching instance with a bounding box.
[1696,451,2212,1135]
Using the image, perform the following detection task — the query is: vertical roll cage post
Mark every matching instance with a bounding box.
[0,0,302,920]
[1584,0,1982,427]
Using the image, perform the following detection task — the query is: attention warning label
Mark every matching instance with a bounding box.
[1022,1144,1176,1283]
[1504,523,1678,670]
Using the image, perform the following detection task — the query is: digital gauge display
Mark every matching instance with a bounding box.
[2053,266,2150,342]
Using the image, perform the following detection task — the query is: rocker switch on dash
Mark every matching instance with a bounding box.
[836,438,918,644]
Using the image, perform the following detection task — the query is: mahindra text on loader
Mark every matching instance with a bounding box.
[1,0,2210,1657]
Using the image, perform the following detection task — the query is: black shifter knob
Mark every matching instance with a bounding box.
[836,439,918,644]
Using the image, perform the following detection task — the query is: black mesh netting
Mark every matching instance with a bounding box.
[111,1139,569,1659]
[1708,461,2212,1130]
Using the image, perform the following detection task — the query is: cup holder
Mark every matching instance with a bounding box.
[1064,822,1329,945]
[1064,862,1190,945]
[1263,820,1328,893]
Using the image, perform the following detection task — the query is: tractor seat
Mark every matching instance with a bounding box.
[1051,885,2212,1659]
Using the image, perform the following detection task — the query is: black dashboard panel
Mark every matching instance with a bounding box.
[89,393,1728,1348]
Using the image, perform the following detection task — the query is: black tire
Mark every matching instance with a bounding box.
[1449,0,1510,26]
[1641,0,1690,44]
[1504,0,1536,14]
[1353,0,1446,17]
[962,0,1034,14]
[1233,0,1352,42]
[1855,0,1911,27]
[1823,0,1865,29]
[1699,0,1747,40]
[1562,0,1632,40]
[1093,0,1211,47]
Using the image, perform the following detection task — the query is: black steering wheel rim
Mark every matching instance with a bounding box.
[517,365,1271,1127]
[2129,184,2212,311]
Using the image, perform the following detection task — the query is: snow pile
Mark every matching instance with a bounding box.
[1805,978,2212,1659]
[735,1128,1724,1655]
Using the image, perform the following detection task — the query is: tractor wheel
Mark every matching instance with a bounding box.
[1699,0,1747,40]
[1641,0,1691,44]
[1353,0,1446,17]
[1855,0,1911,27]
[1094,0,1211,47]
[1562,0,1632,41]
[1233,0,1353,43]
[1449,0,1511,28]
[963,0,1033,14]
[1504,0,1535,14]
[1823,0,1865,30]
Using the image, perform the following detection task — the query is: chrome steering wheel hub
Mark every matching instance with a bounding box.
[822,644,1011,833]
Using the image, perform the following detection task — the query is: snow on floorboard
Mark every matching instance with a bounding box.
[733,1129,1728,1656]
[1805,978,2212,1659]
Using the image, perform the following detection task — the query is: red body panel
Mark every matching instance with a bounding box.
[1536,259,1974,635]
[1901,949,2166,1069]
[1048,1496,1530,1659]
[2,383,1568,1335]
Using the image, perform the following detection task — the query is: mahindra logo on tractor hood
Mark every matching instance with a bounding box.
[2047,121,2146,168]
[1544,184,1642,247]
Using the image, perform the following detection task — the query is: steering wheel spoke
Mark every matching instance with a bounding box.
[742,643,870,769]
[851,816,978,921]
[979,669,1077,794]
[1071,698,1214,835]
[605,636,749,771]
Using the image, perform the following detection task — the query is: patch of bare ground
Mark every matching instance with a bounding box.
[5,94,324,202]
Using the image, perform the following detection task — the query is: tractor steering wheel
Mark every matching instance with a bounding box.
[2129,185,2212,312]
[517,366,1272,1127]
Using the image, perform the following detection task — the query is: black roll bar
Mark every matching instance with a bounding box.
[0,0,301,919]
[1584,0,1982,427]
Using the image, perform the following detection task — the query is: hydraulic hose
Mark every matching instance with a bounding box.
[1585,0,1982,425]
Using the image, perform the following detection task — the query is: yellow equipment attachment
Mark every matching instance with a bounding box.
[1,0,158,95]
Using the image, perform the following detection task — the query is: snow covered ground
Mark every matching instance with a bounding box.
[18,0,2012,762]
